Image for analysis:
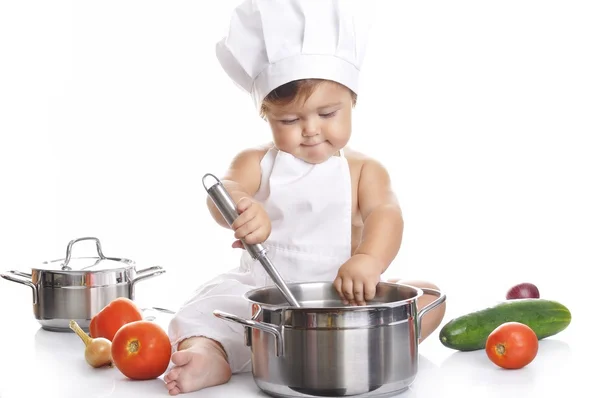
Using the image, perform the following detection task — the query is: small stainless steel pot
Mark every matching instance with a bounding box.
[0,237,166,332]
[214,281,445,398]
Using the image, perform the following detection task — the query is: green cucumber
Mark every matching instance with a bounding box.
[438,298,571,351]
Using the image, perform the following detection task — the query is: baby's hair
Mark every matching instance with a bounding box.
[259,79,357,119]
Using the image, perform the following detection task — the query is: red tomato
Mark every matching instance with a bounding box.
[111,320,172,380]
[89,297,143,341]
[485,322,538,369]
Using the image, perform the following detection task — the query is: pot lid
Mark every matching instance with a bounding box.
[41,256,133,272]
[34,237,134,272]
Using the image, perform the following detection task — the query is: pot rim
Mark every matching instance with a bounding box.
[243,281,424,311]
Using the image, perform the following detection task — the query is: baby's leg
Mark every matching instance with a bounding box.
[164,272,255,395]
[387,278,446,343]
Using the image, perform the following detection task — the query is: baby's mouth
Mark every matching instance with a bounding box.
[301,141,323,147]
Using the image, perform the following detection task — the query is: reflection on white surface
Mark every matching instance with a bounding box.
[0,287,585,398]
[434,338,576,397]
[0,241,589,398]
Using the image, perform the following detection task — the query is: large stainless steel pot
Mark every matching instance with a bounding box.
[214,281,446,398]
[0,237,166,332]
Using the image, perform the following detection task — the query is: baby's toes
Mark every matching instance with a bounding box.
[164,367,182,384]
[171,350,194,367]
[168,384,181,396]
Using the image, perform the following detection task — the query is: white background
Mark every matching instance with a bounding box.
[1,0,598,320]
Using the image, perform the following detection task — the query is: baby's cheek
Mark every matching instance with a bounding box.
[328,132,350,149]
[276,133,301,151]
[324,120,351,144]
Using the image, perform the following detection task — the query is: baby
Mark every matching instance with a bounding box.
[164,0,446,395]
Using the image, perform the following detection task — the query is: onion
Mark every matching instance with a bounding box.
[69,320,113,368]
[506,283,540,300]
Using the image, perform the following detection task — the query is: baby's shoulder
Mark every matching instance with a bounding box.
[343,147,392,186]
[230,142,274,165]
[344,147,390,173]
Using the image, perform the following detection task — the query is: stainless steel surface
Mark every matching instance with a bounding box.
[36,283,132,332]
[214,309,284,356]
[0,237,166,332]
[417,287,446,339]
[214,281,446,397]
[202,173,301,308]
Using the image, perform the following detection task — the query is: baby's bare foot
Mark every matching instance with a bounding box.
[163,337,232,395]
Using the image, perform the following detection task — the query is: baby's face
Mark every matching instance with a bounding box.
[264,81,353,164]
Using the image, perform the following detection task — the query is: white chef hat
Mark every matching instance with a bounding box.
[215,0,375,111]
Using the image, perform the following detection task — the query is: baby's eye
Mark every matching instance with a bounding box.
[319,111,337,118]
[280,118,298,125]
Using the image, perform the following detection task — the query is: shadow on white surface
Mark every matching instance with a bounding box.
[436,338,573,397]
[440,338,571,370]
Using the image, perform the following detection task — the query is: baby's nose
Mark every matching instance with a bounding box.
[303,128,319,137]
[302,121,320,136]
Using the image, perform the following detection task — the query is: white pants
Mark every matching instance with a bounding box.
[167,267,257,373]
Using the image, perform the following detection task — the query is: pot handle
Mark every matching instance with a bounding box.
[131,266,166,298]
[417,287,447,339]
[213,309,284,357]
[132,266,166,284]
[0,270,38,305]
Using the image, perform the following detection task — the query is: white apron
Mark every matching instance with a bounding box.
[167,146,352,373]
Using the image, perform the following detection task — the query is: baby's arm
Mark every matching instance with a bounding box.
[354,158,404,271]
[206,147,265,229]
[334,157,403,305]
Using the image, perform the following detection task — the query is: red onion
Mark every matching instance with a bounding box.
[506,283,540,299]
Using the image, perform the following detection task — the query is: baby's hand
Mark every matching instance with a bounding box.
[333,254,384,306]
[230,197,271,248]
